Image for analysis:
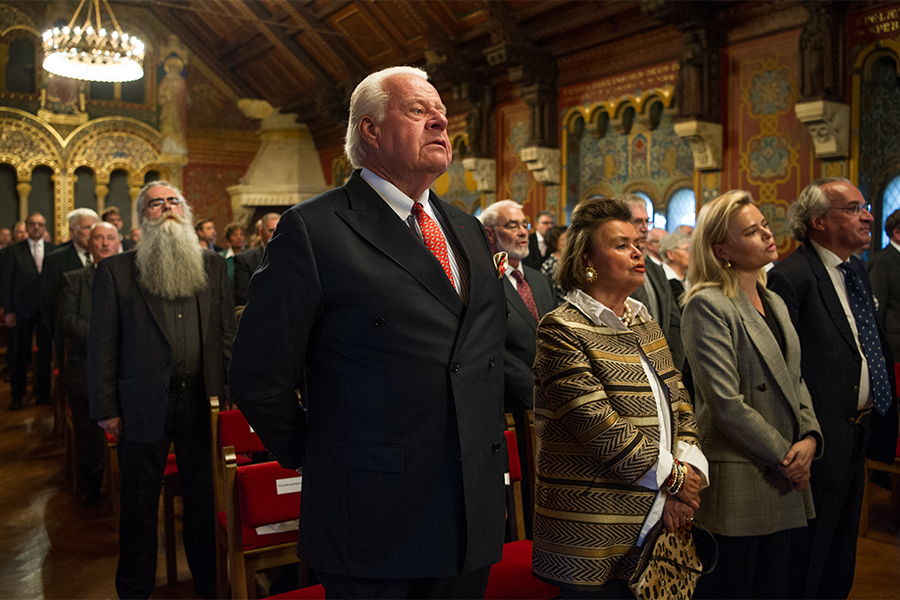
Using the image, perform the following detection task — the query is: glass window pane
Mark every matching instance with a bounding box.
[882,175,900,248]
[667,188,696,233]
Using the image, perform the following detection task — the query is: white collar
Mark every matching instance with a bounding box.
[565,288,650,331]
[360,168,431,221]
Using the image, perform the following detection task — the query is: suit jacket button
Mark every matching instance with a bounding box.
[451,362,460,372]
[454,453,462,461]
[756,383,768,391]
[373,317,385,327]
[506,308,511,318]
[492,441,501,452]
[488,358,494,367]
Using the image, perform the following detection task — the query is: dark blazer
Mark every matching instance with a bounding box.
[632,258,685,370]
[523,232,549,271]
[59,265,94,399]
[768,243,897,465]
[232,245,263,306]
[502,265,554,415]
[869,244,900,361]
[229,170,508,580]
[1,238,56,319]
[88,250,235,444]
[121,237,136,252]
[40,241,86,335]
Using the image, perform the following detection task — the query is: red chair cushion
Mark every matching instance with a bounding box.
[219,410,267,455]
[263,584,326,599]
[105,431,116,444]
[505,430,522,484]
[485,540,559,599]
[164,453,178,477]
[236,461,301,528]
[217,510,298,552]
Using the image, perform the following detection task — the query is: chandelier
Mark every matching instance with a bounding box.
[42,0,145,83]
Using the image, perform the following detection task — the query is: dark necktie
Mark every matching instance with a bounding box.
[411,202,456,290]
[511,270,540,322]
[84,252,92,267]
[839,262,892,416]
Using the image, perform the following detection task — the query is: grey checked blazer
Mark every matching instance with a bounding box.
[681,284,823,536]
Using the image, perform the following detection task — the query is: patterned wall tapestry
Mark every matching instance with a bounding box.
[182,164,248,231]
[496,100,547,221]
[723,29,817,258]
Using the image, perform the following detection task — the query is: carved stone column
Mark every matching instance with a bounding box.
[461,158,496,192]
[795,100,849,158]
[520,147,561,185]
[129,184,143,231]
[95,182,109,214]
[16,181,31,221]
[674,121,722,171]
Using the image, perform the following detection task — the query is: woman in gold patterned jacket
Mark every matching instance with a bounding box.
[532,198,709,598]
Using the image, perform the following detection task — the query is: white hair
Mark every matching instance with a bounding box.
[135,180,186,225]
[135,201,207,300]
[344,66,430,169]
[68,208,99,227]
[478,200,524,229]
[787,177,851,241]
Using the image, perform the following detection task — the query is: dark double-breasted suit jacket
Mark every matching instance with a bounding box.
[232,245,264,306]
[229,170,509,580]
[632,258,685,370]
[502,265,554,416]
[88,250,235,443]
[59,265,94,402]
[40,241,86,336]
[869,243,900,361]
[1,238,56,319]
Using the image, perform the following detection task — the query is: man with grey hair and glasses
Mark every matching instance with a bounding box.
[768,177,897,599]
[230,65,507,598]
[89,181,234,599]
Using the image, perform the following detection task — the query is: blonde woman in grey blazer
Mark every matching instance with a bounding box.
[681,191,823,599]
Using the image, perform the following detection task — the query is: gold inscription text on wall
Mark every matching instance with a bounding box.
[864,8,900,35]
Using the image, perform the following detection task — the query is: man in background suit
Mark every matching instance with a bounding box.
[616,193,686,371]
[230,66,508,599]
[102,206,136,252]
[59,221,119,506]
[523,210,555,270]
[89,181,234,599]
[232,212,279,306]
[1,212,55,410]
[768,178,897,599]
[40,208,98,340]
[869,208,900,360]
[480,199,553,538]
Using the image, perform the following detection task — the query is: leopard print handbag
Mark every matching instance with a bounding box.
[628,520,718,600]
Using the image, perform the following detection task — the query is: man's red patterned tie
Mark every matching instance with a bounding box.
[511,270,539,322]
[411,202,456,290]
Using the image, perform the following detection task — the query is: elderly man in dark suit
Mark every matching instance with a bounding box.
[232,212,280,306]
[1,212,55,410]
[869,208,900,360]
[58,221,119,506]
[768,177,898,599]
[615,194,686,371]
[230,66,508,599]
[89,181,234,599]
[101,206,136,252]
[523,210,555,270]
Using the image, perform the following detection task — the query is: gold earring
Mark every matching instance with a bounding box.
[725,260,732,269]
[585,266,598,283]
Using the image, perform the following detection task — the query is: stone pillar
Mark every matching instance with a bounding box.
[129,184,142,231]
[16,181,31,221]
[95,182,110,215]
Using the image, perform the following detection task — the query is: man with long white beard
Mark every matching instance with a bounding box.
[88,181,234,599]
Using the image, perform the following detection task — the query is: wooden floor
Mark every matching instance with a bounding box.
[1,381,899,599]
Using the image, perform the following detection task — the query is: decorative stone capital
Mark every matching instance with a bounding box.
[673,120,722,171]
[520,146,560,186]
[461,158,496,192]
[794,100,849,158]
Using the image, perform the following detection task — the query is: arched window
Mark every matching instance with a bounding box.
[6,38,35,93]
[666,188,697,233]
[882,174,900,248]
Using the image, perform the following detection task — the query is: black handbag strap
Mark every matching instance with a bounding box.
[650,521,719,575]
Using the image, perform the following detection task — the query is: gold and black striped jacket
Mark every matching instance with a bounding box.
[531,301,699,590]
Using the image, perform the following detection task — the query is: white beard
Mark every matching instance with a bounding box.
[135,209,207,300]
[505,243,530,260]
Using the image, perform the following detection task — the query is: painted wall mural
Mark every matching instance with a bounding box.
[496,100,547,222]
[723,29,815,258]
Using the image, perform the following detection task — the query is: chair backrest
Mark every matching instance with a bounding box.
[235,459,302,528]
[219,409,267,455]
[504,413,526,541]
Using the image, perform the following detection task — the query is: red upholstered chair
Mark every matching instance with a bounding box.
[212,397,269,597]
[222,446,305,599]
[104,431,120,530]
[163,452,181,585]
[263,584,326,599]
[484,415,559,600]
